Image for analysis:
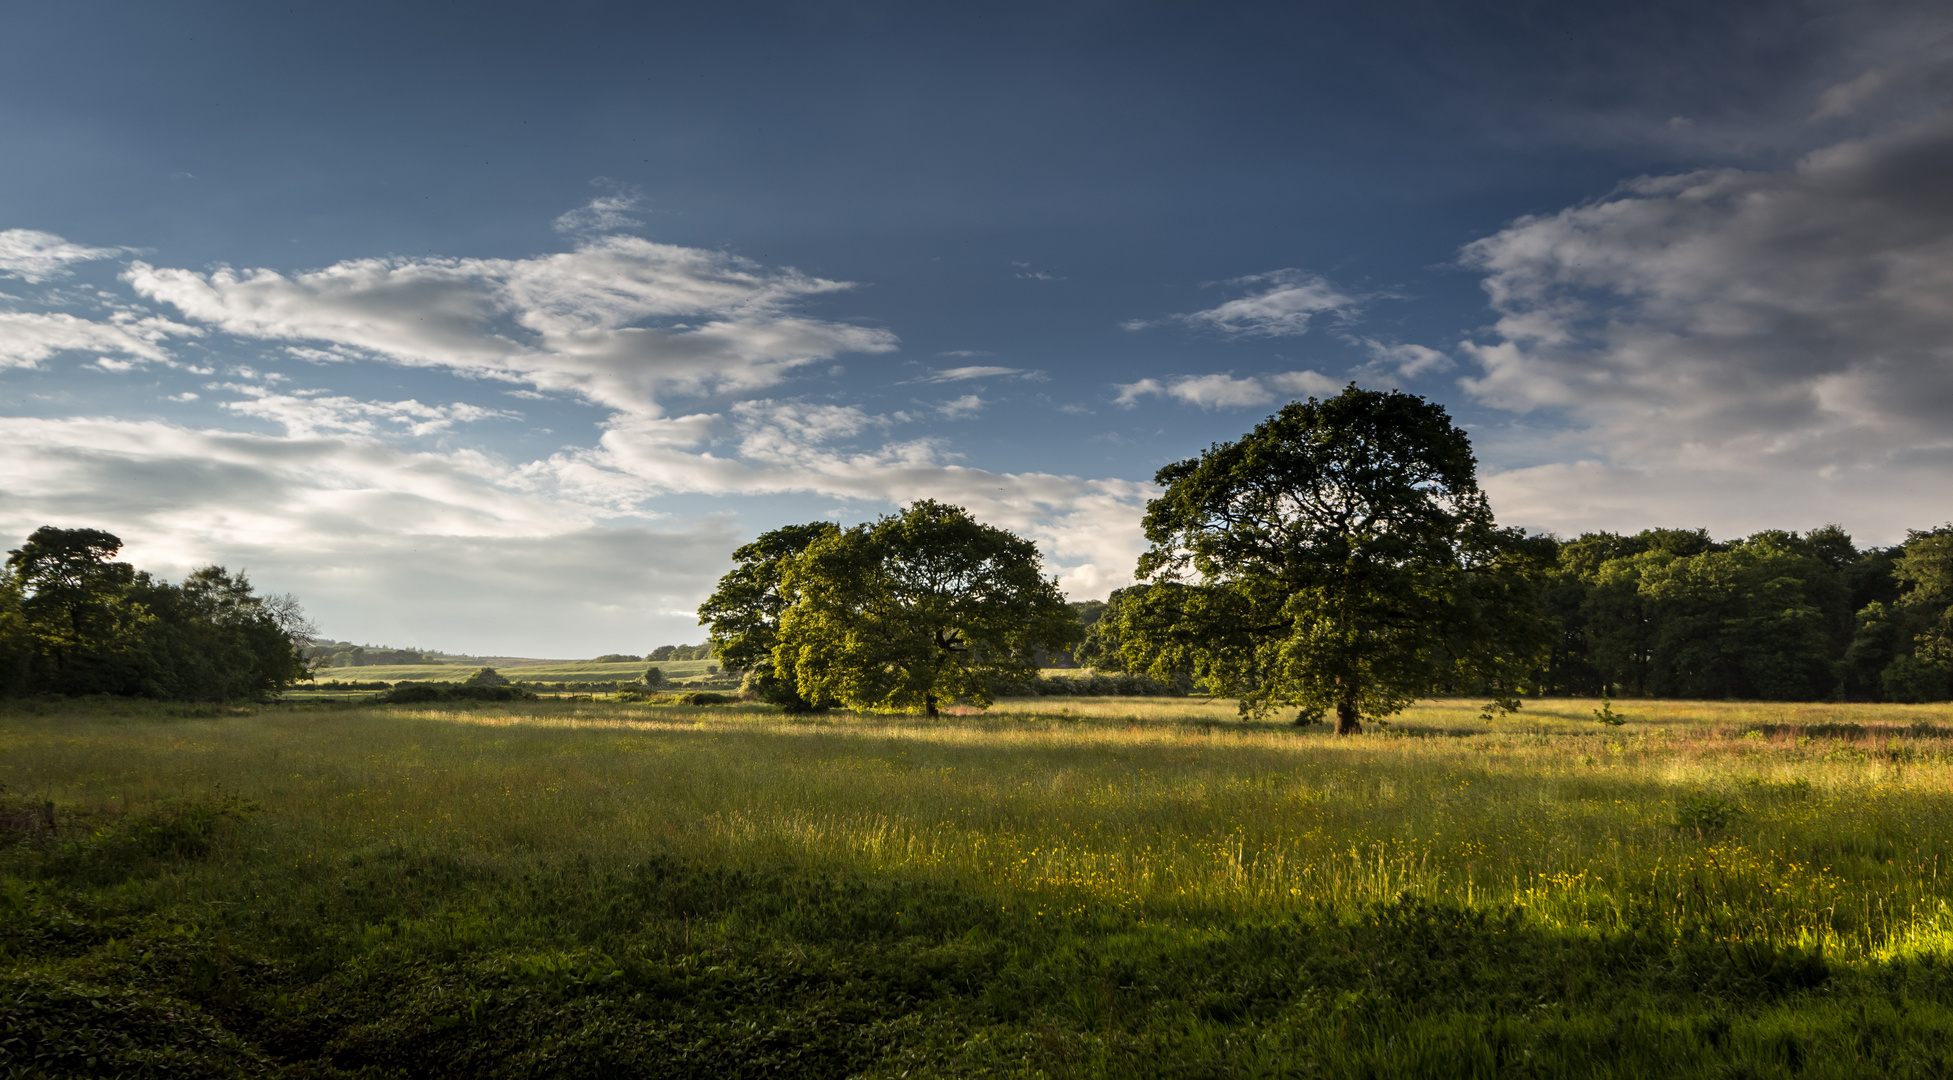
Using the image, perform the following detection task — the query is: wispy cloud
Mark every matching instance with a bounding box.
[0,229,128,283]
[937,394,983,418]
[0,310,190,370]
[1129,270,1364,338]
[1113,369,1341,408]
[910,365,1034,384]
[552,184,645,233]
[126,234,897,416]
[219,385,520,438]
[1354,338,1453,380]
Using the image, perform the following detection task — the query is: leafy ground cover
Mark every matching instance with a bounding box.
[5,696,1953,1077]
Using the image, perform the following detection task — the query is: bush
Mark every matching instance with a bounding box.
[376,682,537,704]
[1674,794,1741,833]
[1882,655,1950,703]
[996,671,1182,697]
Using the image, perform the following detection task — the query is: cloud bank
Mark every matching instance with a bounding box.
[1464,110,1953,543]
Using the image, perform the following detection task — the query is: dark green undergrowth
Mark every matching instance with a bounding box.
[5,796,1953,1078]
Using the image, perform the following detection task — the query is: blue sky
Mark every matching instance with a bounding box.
[3,1,1951,656]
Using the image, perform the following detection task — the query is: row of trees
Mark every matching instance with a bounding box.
[702,386,1953,733]
[1078,524,1953,708]
[308,642,429,667]
[0,527,312,700]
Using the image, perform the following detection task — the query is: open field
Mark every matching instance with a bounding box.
[7,696,1953,1076]
[306,658,720,685]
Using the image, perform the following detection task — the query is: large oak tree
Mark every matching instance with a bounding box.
[1115,386,1547,734]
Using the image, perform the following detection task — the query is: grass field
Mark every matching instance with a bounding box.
[6,695,1953,1076]
[305,658,720,685]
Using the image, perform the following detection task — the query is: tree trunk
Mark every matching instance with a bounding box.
[1334,700,1361,736]
[925,693,939,719]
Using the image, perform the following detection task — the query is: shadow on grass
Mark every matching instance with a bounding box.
[6,817,1952,1079]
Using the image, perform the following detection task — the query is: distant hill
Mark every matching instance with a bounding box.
[305,638,573,668]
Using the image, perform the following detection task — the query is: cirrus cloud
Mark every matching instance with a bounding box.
[125,234,898,416]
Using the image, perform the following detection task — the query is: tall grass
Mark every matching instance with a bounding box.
[7,695,1951,962]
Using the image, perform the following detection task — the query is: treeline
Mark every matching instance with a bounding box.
[308,641,430,667]
[588,645,713,663]
[0,527,311,700]
[1082,524,1953,703]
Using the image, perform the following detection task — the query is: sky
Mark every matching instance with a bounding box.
[3,0,1952,656]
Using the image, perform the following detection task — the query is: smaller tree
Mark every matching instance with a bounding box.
[642,666,667,689]
[774,501,1080,717]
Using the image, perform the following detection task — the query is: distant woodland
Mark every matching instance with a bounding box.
[1080,524,1953,705]
[0,527,310,700]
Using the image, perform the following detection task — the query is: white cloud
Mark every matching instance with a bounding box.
[1112,378,1164,406]
[0,311,185,369]
[126,234,898,416]
[913,364,1030,383]
[1461,111,1953,538]
[1150,270,1362,337]
[553,191,645,234]
[219,385,519,438]
[1355,339,1452,380]
[937,394,983,418]
[1114,369,1340,408]
[0,229,126,283]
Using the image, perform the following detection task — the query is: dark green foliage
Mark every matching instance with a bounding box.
[0,527,312,701]
[1533,524,1953,702]
[994,671,1182,697]
[591,653,642,663]
[1673,794,1742,833]
[377,682,538,704]
[774,501,1081,718]
[648,643,714,662]
[1122,387,1549,732]
[699,522,841,713]
[307,640,430,667]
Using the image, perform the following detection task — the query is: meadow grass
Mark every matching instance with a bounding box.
[6,695,1953,1076]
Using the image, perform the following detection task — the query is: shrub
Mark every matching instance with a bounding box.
[1674,794,1741,833]
[995,671,1182,697]
[375,682,536,704]
[1882,655,1950,703]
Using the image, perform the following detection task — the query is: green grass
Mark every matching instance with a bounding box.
[6,695,1953,1076]
[305,658,721,684]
